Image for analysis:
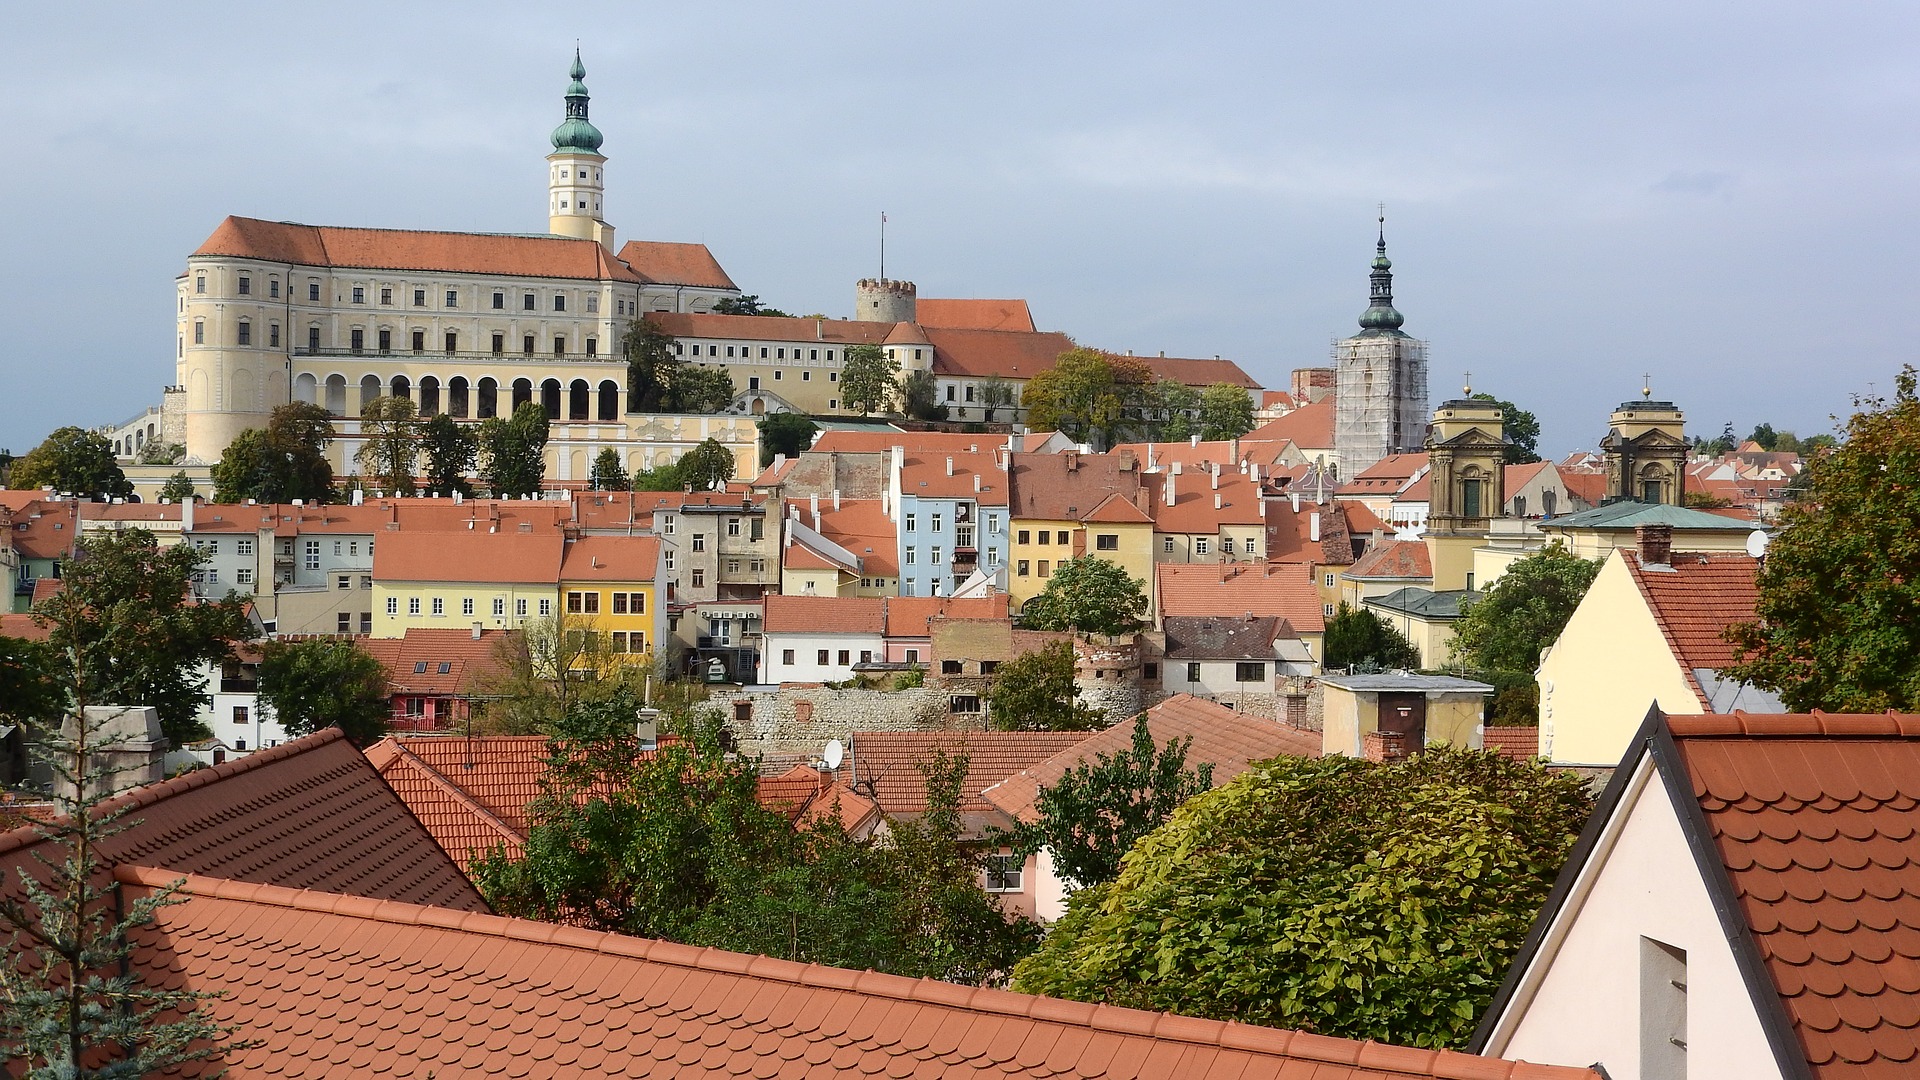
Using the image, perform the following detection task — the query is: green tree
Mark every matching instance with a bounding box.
[589,447,630,491]
[1749,422,1779,451]
[1727,367,1920,711]
[31,529,251,749]
[975,377,1016,424]
[157,471,197,503]
[1153,379,1200,441]
[666,363,736,413]
[0,636,64,728]
[757,412,818,466]
[1012,749,1594,1048]
[10,427,132,499]
[1197,383,1256,442]
[900,369,945,421]
[1019,557,1151,637]
[210,403,336,504]
[1449,543,1601,674]
[677,438,736,491]
[1322,602,1422,672]
[1,706,252,1075]
[629,462,686,492]
[988,640,1101,732]
[622,319,681,413]
[841,344,900,416]
[1007,714,1214,889]
[420,413,477,498]
[1020,350,1155,449]
[354,395,420,495]
[1470,393,1542,464]
[257,637,391,747]
[477,401,550,497]
[712,295,792,317]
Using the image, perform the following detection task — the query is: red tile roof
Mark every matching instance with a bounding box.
[782,496,900,577]
[882,595,1009,638]
[373,530,565,584]
[1504,461,1553,492]
[614,239,738,289]
[763,594,887,634]
[1623,550,1760,674]
[1347,539,1433,581]
[1111,439,1300,472]
[982,695,1320,823]
[1144,469,1264,532]
[0,729,485,911]
[1558,469,1607,508]
[362,734,558,837]
[357,628,513,697]
[843,731,1094,818]
[648,311,895,344]
[1670,712,1920,1075]
[192,216,642,282]
[900,449,1011,504]
[1342,501,1390,537]
[1351,452,1430,484]
[1248,399,1336,450]
[924,326,1079,381]
[365,738,527,868]
[120,865,1599,1080]
[1008,453,1148,523]
[1156,563,1326,632]
[1136,355,1263,390]
[560,535,662,582]
[1483,726,1541,761]
[915,297,1037,332]
[809,430,1012,455]
[0,613,51,641]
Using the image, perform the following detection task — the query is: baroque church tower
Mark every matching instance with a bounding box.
[1333,216,1429,478]
[547,50,615,250]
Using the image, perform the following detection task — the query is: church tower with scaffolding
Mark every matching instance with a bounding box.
[1333,216,1429,478]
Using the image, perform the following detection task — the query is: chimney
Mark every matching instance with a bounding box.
[1210,465,1220,491]
[1290,491,1300,513]
[1636,523,1673,568]
[832,489,841,511]
[810,493,819,520]
[181,496,193,533]
[1214,493,1223,510]
[1309,511,1321,543]
[972,474,982,493]
[1230,437,1240,465]
[1165,469,1176,507]
[946,456,954,476]
[1191,434,1201,448]
[471,622,483,640]
[1065,451,1080,473]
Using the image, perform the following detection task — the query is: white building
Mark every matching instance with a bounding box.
[759,595,887,684]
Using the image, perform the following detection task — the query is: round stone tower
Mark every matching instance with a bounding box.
[855,278,917,324]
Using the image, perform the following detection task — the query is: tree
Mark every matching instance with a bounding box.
[666,363,736,414]
[712,295,792,318]
[420,413,477,497]
[1020,350,1155,449]
[629,462,686,492]
[1007,715,1214,889]
[1749,422,1779,451]
[622,319,681,413]
[841,344,899,416]
[1,706,251,1074]
[1153,379,1200,441]
[477,401,549,497]
[589,447,630,491]
[900,369,945,421]
[1197,383,1256,442]
[977,377,1015,424]
[1011,749,1594,1048]
[474,612,623,735]
[1019,558,1151,637]
[1470,393,1542,464]
[757,412,818,465]
[1448,543,1601,675]
[10,427,132,499]
[157,471,197,503]
[1726,367,1920,711]
[354,395,419,495]
[988,640,1101,732]
[0,636,64,729]
[1322,602,1422,672]
[210,403,336,504]
[257,637,391,747]
[33,529,251,746]
[677,438,736,491]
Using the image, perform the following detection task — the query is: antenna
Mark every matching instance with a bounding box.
[879,211,887,281]
[822,739,844,771]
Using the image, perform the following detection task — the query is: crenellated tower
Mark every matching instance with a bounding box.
[547,50,615,249]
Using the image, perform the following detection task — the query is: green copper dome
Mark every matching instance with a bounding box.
[550,50,604,154]
[1357,215,1406,335]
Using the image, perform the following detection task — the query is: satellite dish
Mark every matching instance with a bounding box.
[1745,530,1771,559]
[822,739,845,771]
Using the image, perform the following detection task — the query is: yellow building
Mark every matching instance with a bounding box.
[371,531,562,638]
[1318,672,1493,759]
[559,536,667,662]
[1535,501,1759,560]
[1006,453,1155,612]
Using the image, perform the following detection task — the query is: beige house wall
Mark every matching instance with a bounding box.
[1544,526,1752,562]
[371,580,559,638]
[1537,551,1702,768]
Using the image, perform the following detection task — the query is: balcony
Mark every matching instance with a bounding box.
[295,347,622,366]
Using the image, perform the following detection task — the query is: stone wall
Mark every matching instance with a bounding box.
[724,685,960,757]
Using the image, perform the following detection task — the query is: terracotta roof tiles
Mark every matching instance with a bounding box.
[1135,355,1263,390]
[357,628,512,697]
[1623,551,1760,672]
[922,326,1079,381]
[648,310,896,344]
[1347,539,1433,581]
[915,298,1037,332]
[1156,563,1325,632]
[193,215,642,282]
[1248,399,1336,450]
[373,530,565,584]
[560,535,663,582]
[763,594,887,634]
[843,731,1094,817]
[614,239,739,289]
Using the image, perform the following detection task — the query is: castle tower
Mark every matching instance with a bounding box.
[1601,387,1687,505]
[855,278,917,324]
[1333,215,1429,478]
[547,50,615,250]
[1424,390,1508,592]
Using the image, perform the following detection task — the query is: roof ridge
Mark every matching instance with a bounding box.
[377,741,527,848]
[113,867,1593,1077]
[0,728,346,858]
[1670,711,1920,737]
[229,216,585,243]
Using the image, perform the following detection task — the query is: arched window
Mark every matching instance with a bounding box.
[474,377,496,419]
[359,374,382,413]
[418,376,441,416]
[568,380,590,421]
[324,374,348,416]
[510,378,532,412]
[541,379,562,421]
[597,380,620,421]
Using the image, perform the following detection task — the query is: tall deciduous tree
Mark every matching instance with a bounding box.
[257,637,391,747]
[210,403,336,504]
[1197,383,1256,442]
[988,640,1101,732]
[1021,350,1155,449]
[1012,749,1594,1048]
[420,413,477,497]
[1322,602,1422,672]
[354,395,420,495]
[666,364,736,414]
[0,636,64,728]
[477,401,550,497]
[622,319,681,413]
[589,447,631,491]
[1449,543,1600,674]
[840,344,899,416]
[1470,393,1542,464]
[1007,715,1213,889]
[11,427,133,499]
[1727,367,1920,710]
[676,438,736,492]
[976,377,1016,423]
[757,412,818,465]
[1019,557,1151,637]
[32,529,251,746]
[1153,379,1200,441]
[900,369,944,421]
[157,471,197,503]
[711,295,792,317]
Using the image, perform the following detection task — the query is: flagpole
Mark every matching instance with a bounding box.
[880,211,887,282]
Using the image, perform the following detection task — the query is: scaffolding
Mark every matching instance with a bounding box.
[1332,332,1429,479]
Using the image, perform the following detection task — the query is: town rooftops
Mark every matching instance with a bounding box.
[613,239,739,289]
[363,736,529,869]
[809,429,1012,455]
[1162,614,1297,660]
[1318,672,1494,693]
[1623,550,1760,672]
[357,628,512,698]
[763,594,887,635]
[1248,398,1336,449]
[1008,452,1147,523]
[646,311,895,345]
[1156,563,1326,632]
[1346,539,1434,581]
[191,215,643,282]
[1364,586,1479,620]
[559,535,662,582]
[374,530,565,584]
[1134,354,1263,389]
[899,449,1011,504]
[882,595,1009,638]
[122,864,1599,1080]
[924,326,1078,381]
[914,297,1036,332]
[1538,499,1760,534]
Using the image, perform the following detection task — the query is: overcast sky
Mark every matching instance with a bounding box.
[3,3,1914,457]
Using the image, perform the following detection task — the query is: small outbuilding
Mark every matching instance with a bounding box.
[1318,671,1492,761]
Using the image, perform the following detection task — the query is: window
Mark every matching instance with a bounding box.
[462,597,474,616]
[837,650,850,665]
[523,293,536,311]
[567,591,600,614]
[337,575,351,590]
[538,599,551,616]
[783,649,796,664]
[304,540,320,570]
[310,281,323,301]
[309,326,321,351]
[361,576,372,589]
[193,321,205,345]
[553,336,566,357]
[269,278,280,299]
[692,534,706,552]
[932,547,942,565]
[691,568,705,587]
[629,592,645,613]
[586,295,598,313]
[236,568,253,585]
[1143,662,1159,680]
[445,331,457,354]
[1187,662,1202,682]
[905,548,916,565]
[1018,529,1030,545]
[1323,603,1336,617]
[408,597,421,616]
[516,599,527,617]
[387,597,398,615]
[194,273,207,294]
[269,323,280,347]
[492,291,505,310]
[377,329,390,351]
[1195,538,1210,556]
[361,612,372,633]
[413,330,425,353]
[523,334,535,354]
[932,514,943,531]
[774,370,782,380]
[1325,572,1336,587]
[1463,478,1484,518]
[905,649,919,663]
[1035,531,1048,546]
[1096,534,1118,551]
[237,275,252,296]
[1164,536,1176,553]
[586,337,596,357]
[1037,560,1051,578]
[905,514,916,531]
[950,694,982,714]
[237,321,252,346]
[380,287,392,305]
[445,289,458,308]
[337,612,351,633]
[1056,531,1069,545]
[429,599,443,617]
[438,662,452,675]
[1236,662,1266,682]
[612,593,628,614]
[348,328,361,351]
[413,288,425,307]
[351,286,365,304]
[553,294,566,312]
[984,854,1022,892]
[414,661,428,674]
[817,649,830,665]
[493,598,505,616]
